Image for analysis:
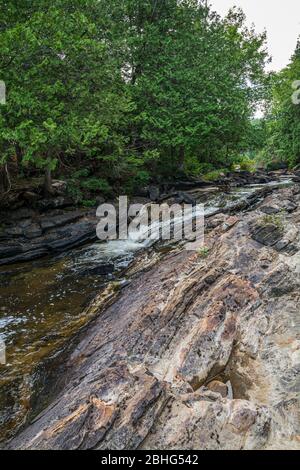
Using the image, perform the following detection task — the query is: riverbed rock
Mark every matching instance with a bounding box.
[206,380,228,398]
[0,209,98,266]
[80,263,115,276]
[148,185,160,201]
[6,184,300,450]
[174,191,196,205]
[0,174,285,266]
[37,196,74,211]
[24,223,43,239]
[22,191,40,203]
[251,222,283,247]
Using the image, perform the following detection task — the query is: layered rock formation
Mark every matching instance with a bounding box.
[7,185,300,450]
[0,171,288,266]
[0,204,99,266]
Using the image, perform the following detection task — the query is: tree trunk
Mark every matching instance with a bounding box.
[0,164,10,195]
[44,168,53,196]
[178,145,185,172]
[15,144,23,170]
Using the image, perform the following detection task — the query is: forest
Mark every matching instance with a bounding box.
[1,0,300,453]
[0,0,299,205]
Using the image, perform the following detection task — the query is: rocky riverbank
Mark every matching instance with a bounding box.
[0,170,295,266]
[6,183,300,450]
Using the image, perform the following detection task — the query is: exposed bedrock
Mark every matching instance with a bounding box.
[1,170,293,266]
[7,186,300,450]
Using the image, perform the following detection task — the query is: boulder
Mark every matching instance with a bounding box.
[37,197,74,211]
[174,191,196,205]
[51,180,67,196]
[148,185,160,201]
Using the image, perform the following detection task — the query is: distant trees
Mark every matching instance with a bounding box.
[264,40,300,168]
[125,2,268,177]
[0,0,269,198]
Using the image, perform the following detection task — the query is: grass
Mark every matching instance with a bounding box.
[202,169,228,182]
[196,246,210,258]
[260,213,284,230]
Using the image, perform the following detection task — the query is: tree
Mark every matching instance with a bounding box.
[0,0,131,194]
[264,39,300,168]
[0,0,269,198]
[124,2,268,176]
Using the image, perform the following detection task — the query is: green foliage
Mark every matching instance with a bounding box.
[81,199,97,208]
[66,179,83,203]
[202,169,228,182]
[196,246,210,258]
[232,156,256,172]
[80,178,111,194]
[123,170,151,195]
[127,3,268,174]
[264,41,300,168]
[67,172,112,204]
[259,213,284,231]
[0,0,269,196]
[0,0,131,183]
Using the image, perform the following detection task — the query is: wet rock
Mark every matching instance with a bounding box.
[0,247,49,265]
[0,207,97,265]
[0,244,23,258]
[174,191,196,205]
[37,197,74,211]
[39,211,83,231]
[2,226,24,237]
[148,185,160,201]
[5,208,36,221]
[18,219,32,229]
[171,179,213,190]
[80,263,114,276]
[24,224,42,239]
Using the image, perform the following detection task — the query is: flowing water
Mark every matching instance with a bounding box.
[0,178,294,441]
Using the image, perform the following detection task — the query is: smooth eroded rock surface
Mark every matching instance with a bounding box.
[7,186,300,450]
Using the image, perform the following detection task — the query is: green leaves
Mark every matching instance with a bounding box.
[0,0,130,180]
[264,40,300,168]
[0,0,269,195]
[126,0,268,173]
